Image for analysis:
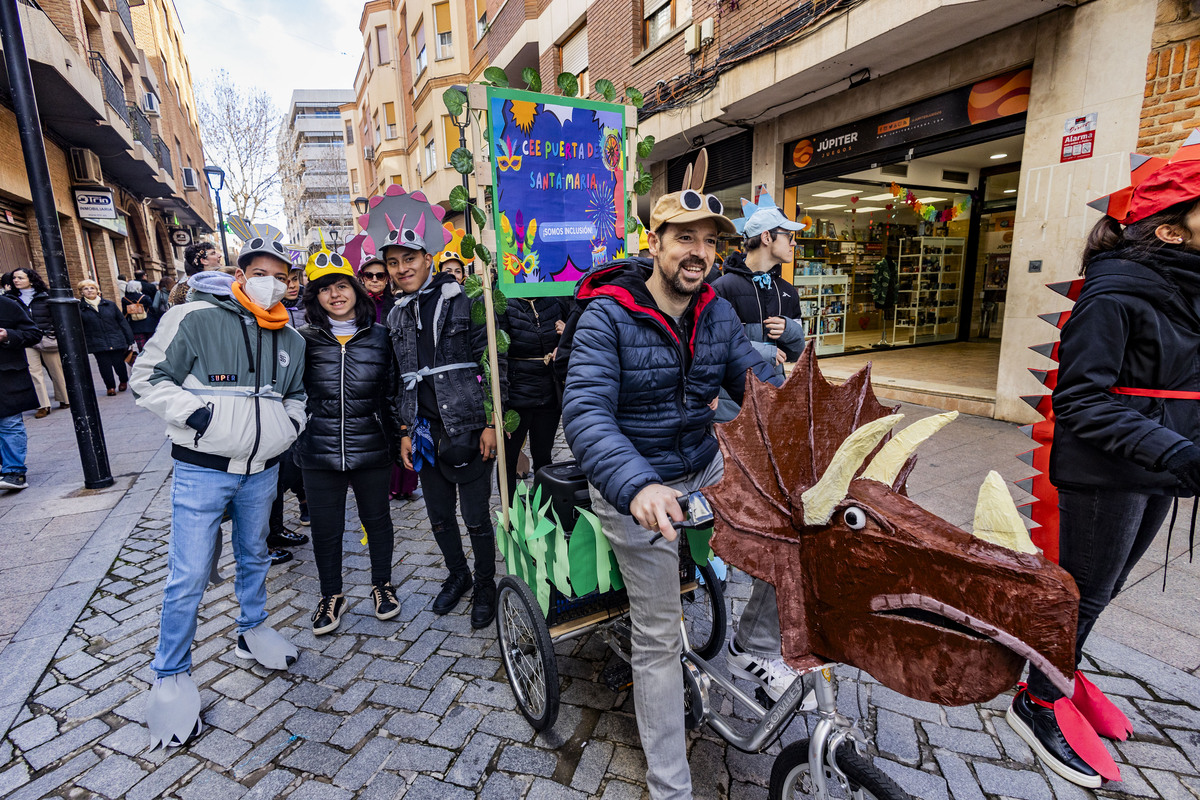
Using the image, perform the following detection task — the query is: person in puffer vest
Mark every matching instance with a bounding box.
[130,230,307,750]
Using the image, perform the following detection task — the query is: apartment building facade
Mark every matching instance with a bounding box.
[483,0,1193,423]
[341,0,488,232]
[279,89,356,247]
[0,0,214,299]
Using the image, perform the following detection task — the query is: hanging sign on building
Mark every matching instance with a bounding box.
[784,67,1032,176]
[1060,113,1097,163]
[170,228,192,247]
[74,188,116,220]
[486,86,627,298]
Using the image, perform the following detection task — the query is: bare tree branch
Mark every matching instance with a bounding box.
[197,70,282,223]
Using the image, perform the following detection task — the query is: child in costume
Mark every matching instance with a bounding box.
[1010,129,1200,787]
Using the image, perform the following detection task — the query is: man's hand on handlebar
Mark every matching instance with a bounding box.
[631,483,685,541]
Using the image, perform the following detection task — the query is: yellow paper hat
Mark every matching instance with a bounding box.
[305,232,355,283]
[435,223,468,269]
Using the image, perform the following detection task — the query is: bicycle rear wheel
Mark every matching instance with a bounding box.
[769,740,910,800]
[683,562,727,661]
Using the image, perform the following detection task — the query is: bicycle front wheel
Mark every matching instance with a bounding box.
[769,740,910,800]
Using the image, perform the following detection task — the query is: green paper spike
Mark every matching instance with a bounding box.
[566,510,599,596]
[549,510,573,597]
[685,525,714,568]
[607,549,625,591]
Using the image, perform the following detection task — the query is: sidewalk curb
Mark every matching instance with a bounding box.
[0,439,174,741]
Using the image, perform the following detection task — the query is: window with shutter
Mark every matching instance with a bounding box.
[376,26,390,64]
[384,103,398,139]
[560,26,587,77]
[414,23,427,75]
[435,3,453,59]
[443,116,461,166]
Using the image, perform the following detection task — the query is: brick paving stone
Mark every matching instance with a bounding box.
[991,714,1036,764]
[446,730,499,787]
[421,674,464,716]
[370,682,428,711]
[23,717,109,771]
[204,698,259,733]
[461,679,517,710]
[9,714,58,751]
[942,704,985,730]
[428,704,483,750]
[191,727,253,768]
[932,750,985,800]
[974,762,1052,800]
[280,741,351,777]
[239,768,296,799]
[871,685,943,724]
[332,736,396,790]
[177,767,249,800]
[479,771,531,800]
[497,742,557,777]
[52,649,102,680]
[400,630,449,664]
[358,772,409,800]
[324,652,371,686]
[231,728,297,779]
[33,683,85,711]
[922,722,1000,759]
[876,759,950,800]
[875,708,920,765]
[8,751,99,800]
[1134,698,1200,730]
[527,776,587,799]
[237,700,297,741]
[1117,738,1198,773]
[403,774,475,800]
[245,676,291,709]
[363,656,416,683]
[1143,768,1200,800]
[287,708,342,743]
[330,680,375,713]
[0,762,29,796]
[286,779,354,799]
[1166,726,1200,772]
[383,708,441,740]
[284,681,334,709]
[689,737,730,800]
[570,739,614,795]
[212,669,265,700]
[76,753,147,798]
[1116,766,1165,798]
[1044,771,1091,800]
[387,740,455,773]
[78,653,145,691]
[126,754,199,800]
[100,721,149,757]
[63,680,137,721]
[288,652,338,682]
[598,779,645,800]
[411,654,454,689]
[329,707,385,749]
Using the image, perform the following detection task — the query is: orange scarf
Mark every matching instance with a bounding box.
[231,281,290,330]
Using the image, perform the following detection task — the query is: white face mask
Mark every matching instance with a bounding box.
[243,276,287,310]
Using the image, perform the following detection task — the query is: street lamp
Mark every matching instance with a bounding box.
[354,196,369,216]
[202,165,228,265]
[449,84,472,238]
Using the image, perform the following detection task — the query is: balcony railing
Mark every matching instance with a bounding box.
[127,102,153,152]
[113,0,135,40]
[154,135,172,176]
[87,51,128,126]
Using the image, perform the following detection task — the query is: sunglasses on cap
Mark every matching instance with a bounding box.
[680,189,723,215]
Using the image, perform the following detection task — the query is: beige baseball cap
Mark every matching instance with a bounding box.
[648,149,737,236]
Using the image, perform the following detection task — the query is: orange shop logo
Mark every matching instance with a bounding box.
[792,139,814,169]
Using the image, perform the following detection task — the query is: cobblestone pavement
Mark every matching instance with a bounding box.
[2,406,1200,799]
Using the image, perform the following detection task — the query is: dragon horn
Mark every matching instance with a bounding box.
[861,411,958,487]
[385,213,397,232]
[415,214,426,237]
[801,414,902,526]
[972,471,1039,554]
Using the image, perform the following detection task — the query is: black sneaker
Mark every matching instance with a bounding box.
[267,527,309,548]
[1006,686,1102,788]
[0,473,27,490]
[312,595,347,635]
[298,503,310,526]
[372,583,400,620]
[431,571,472,615]
[268,548,293,566]
[470,580,497,629]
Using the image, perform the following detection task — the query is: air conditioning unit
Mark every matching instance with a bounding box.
[69,148,104,186]
[683,25,700,55]
[141,92,161,116]
[364,146,375,160]
[181,167,199,191]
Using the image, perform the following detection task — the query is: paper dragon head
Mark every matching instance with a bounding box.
[355,184,452,258]
[305,232,354,283]
[228,216,292,270]
[1087,128,1200,224]
[705,346,1080,706]
[436,223,468,271]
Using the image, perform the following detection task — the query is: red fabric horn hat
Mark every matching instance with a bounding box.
[1088,128,1200,224]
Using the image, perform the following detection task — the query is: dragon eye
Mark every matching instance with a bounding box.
[843,507,868,530]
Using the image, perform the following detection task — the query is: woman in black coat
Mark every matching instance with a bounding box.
[122,280,158,351]
[4,268,67,415]
[294,267,400,636]
[77,279,133,396]
[500,296,569,501]
[1010,141,1200,788]
[0,293,44,488]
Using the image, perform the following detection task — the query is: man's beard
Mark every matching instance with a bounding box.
[664,257,708,300]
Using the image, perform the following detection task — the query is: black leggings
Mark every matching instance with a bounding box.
[504,404,561,502]
[93,349,128,390]
[302,465,394,596]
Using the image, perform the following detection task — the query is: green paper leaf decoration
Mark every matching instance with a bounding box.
[503,408,520,433]
[450,147,474,175]
[442,87,466,117]
[460,234,476,260]
[556,72,579,98]
[496,328,511,354]
[484,66,510,88]
[637,135,656,159]
[476,245,492,266]
[471,299,486,325]
[685,525,714,569]
[634,174,653,196]
[522,67,542,92]
[448,185,469,211]
[549,510,573,597]
[625,215,639,234]
[625,86,644,108]
[483,397,493,418]
[595,78,616,102]
[566,511,599,596]
[493,286,507,306]
[607,549,624,591]
[470,204,487,229]
[464,273,483,298]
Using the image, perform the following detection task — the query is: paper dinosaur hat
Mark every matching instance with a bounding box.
[436,223,468,269]
[1087,128,1200,224]
[305,232,354,283]
[649,148,737,236]
[736,192,808,237]
[229,217,292,269]
[358,184,452,256]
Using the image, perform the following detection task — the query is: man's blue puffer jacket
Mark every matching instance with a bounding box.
[562,258,779,515]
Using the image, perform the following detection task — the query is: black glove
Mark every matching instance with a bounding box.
[1163,444,1200,492]
[185,406,213,434]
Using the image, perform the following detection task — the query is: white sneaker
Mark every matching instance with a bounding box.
[727,640,815,709]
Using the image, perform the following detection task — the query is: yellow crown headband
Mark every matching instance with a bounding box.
[305,231,355,283]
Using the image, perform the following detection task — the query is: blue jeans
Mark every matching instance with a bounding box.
[1026,486,1173,701]
[152,460,279,678]
[0,414,27,475]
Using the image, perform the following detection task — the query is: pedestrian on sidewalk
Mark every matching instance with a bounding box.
[1009,129,1200,788]
[0,293,43,490]
[129,231,307,749]
[384,210,505,630]
[122,277,158,353]
[153,275,175,316]
[76,279,133,396]
[295,245,401,635]
[3,268,67,417]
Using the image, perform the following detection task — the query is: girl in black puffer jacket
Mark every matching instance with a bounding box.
[295,268,401,636]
